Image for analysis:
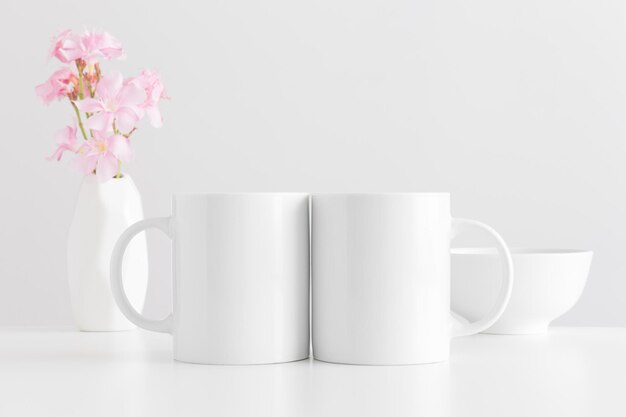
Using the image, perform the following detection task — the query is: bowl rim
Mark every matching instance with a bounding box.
[451,247,593,256]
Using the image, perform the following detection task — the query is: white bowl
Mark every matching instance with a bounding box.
[451,248,593,334]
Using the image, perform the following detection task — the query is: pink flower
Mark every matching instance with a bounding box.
[127,69,168,128]
[75,131,133,182]
[35,68,77,105]
[49,30,83,63]
[80,30,125,63]
[49,29,124,64]
[48,123,79,161]
[75,72,144,133]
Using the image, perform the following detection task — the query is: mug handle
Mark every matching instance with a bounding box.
[449,218,514,337]
[110,217,173,333]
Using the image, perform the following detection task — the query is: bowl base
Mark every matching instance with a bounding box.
[481,324,549,335]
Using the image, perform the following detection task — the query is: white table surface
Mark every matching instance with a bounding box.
[0,327,623,417]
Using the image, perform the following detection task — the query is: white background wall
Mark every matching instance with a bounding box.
[1,0,624,326]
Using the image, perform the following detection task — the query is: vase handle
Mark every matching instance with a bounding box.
[110,217,173,333]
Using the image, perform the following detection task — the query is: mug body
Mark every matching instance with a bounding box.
[171,193,310,364]
[312,193,451,365]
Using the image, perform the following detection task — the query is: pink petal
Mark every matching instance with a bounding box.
[80,31,125,62]
[56,125,78,147]
[96,154,119,182]
[99,32,125,60]
[73,153,98,175]
[96,72,123,99]
[50,31,85,63]
[35,68,75,105]
[145,106,163,128]
[115,107,139,133]
[108,135,133,163]
[48,29,72,60]
[58,34,85,62]
[47,146,66,161]
[90,130,106,140]
[85,112,114,131]
[118,84,146,106]
[59,47,84,62]
[47,124,79,161]
[74,98,103,113]
[100,47,125,60]
[35,82,54,105]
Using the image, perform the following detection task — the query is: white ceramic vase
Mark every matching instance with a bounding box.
[67,173,148,331]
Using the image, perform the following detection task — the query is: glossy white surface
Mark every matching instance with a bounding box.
[452,249,593,334]
[0,327,623,417]
[67,173,148,331]
[311,193,513,364]
[111,193,310,364]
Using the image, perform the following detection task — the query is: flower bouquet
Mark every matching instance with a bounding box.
[37,29,167,182]
[36,29,167,330]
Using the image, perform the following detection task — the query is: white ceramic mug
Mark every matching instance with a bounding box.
[311,193,514,365]
[110,193,310,364]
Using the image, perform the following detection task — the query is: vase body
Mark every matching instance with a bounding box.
[67,174,148,331]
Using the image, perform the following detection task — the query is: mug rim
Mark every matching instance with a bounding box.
[174,192,310,197]
[311,192,450,197]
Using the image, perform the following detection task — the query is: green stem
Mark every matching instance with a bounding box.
[87,77,95,98]
[76,62,84,100]
[116,161,122,179]
[124,127,137,138]
[71,101,89,141]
